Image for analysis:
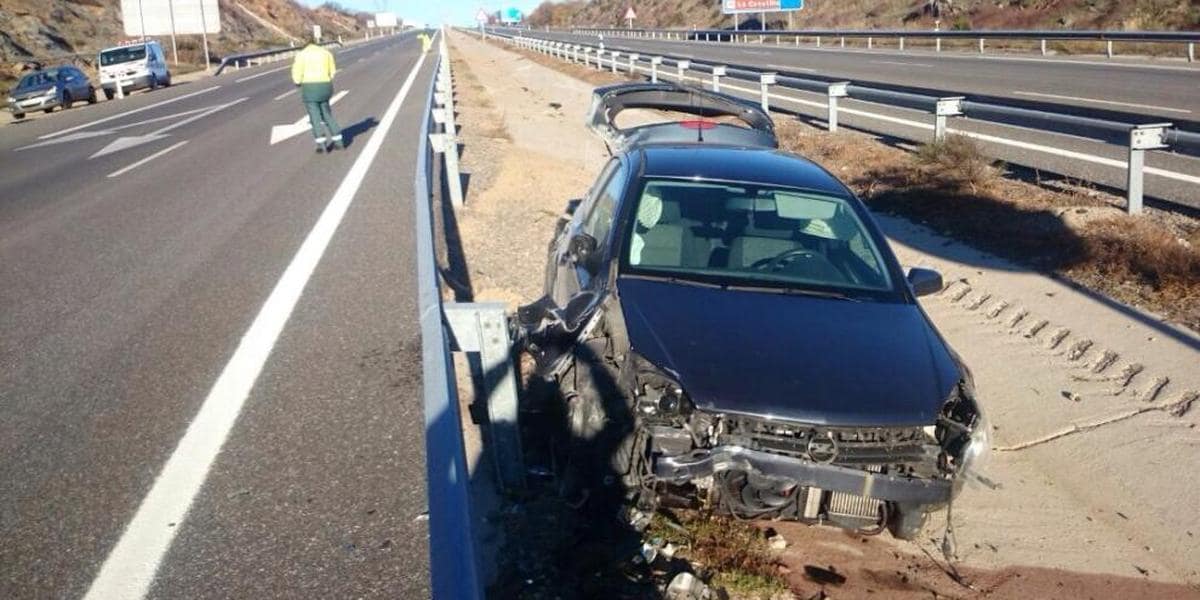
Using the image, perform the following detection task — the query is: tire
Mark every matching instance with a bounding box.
[43,107,54,114]
[87,87,98,104]
[163,74,172,87]
[103,89,114,101]
[149,75,158,90]
[61,91,72,110]
[13,112,24,120]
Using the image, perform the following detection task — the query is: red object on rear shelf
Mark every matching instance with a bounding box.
[679,120,718,130]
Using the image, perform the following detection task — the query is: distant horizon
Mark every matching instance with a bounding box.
[299,0,548,27]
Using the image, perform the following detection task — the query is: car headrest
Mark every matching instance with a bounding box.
[638,186,664,229]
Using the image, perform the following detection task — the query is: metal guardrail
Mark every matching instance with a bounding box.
[570,27,1200,61]
[214,40,345,76]
[489,28,1199,214]
[416,27,525,599]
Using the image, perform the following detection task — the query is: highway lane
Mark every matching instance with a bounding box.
[532,30,1200,124]
[495,30,1200,209]
[0,32,433,599]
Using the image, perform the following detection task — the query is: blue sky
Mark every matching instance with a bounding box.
[302,0,548,27]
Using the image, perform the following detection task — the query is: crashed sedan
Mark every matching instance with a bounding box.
[517,83,989,539]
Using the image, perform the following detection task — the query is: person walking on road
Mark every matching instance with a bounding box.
[292,33,343,153]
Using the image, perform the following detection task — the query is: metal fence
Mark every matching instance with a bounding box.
[489,28,1200,214]
[569,27,1200,61]
[214,40,343,75]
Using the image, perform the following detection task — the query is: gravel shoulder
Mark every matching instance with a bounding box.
[447,30,1200,598]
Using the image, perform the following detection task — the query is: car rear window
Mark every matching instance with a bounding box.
[622,178,894,294]
[101,46,147,66]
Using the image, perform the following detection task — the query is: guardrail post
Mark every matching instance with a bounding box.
[1106,40,1114,58]
[650,56,662,82]
[759,72,777,112]
[899,37,905,51]
[840,36,846,48]
[584,48,593,68]
[443,304,525,491]
[979,38,985,53]
[1189,43,1195,62]
[676,59,690,82]
[572,45,580,63]
[795,35,800,46]
[868,36,873,49]
[711,65,727,92]
[610,51,620,73]
[934,97,964,141]
[1041,39,1047,55]
[827,82,849,132]
[1125,123,1170,215]
[936,36,942,52]
[816,36,821,48]
[629,52,640,73]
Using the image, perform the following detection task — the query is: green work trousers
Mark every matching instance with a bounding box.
[300,82,341,143]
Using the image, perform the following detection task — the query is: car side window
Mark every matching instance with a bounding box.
[580,161,628,247]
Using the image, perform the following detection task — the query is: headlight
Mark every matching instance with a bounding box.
[43,88,58,97]
[958,407,990,480]
[938,383,992,488]
[6,97,14,104]
[631,354,691,417]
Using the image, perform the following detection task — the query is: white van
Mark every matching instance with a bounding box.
[98,40,171,99]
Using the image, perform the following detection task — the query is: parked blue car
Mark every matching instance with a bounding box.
[6,66,97,120]
[517,83,989,539]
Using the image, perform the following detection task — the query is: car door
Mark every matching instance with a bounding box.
[68,68,88,98]
[550,157,629,308]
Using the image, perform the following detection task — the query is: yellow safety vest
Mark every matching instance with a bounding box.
[291,44,336,84]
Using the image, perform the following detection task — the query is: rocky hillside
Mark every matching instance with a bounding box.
[528,0,1199,31]
[1,0,369,91]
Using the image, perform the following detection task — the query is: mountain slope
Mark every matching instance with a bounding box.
[527,0,1199,31]
[1,0,369,90]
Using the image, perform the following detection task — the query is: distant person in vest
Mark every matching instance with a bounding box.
[291,31,343,153]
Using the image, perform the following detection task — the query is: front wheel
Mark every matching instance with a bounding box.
[103,89,114,101]
[13,112,25,120]
[61,91,73,109]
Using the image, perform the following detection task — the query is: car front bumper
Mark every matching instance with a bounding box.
[8,94,60,113]
[654,444,953,506]
[101,74,151,92]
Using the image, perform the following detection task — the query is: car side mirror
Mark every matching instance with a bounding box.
[565,198,583,216]
[568,232,599,271]
[907,267,943,297]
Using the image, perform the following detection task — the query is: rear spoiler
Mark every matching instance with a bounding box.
[586,82,777,153]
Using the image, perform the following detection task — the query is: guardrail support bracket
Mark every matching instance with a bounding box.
[444,303,525,491]
[1125,123,1171,215]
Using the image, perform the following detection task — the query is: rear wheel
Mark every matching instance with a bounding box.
[13,112,25,120]
[149,74,158,90]
[163,73,172,87]
[103,88,114,101]
[87,87,98,104]
[61,91,73,109]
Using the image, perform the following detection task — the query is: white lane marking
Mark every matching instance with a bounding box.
[235,65,288,83]
[106,140,188,178]
[741,49,769,56]
[38,86,220,140]
[273,88,298,101]
[661,69,1200,186]
[91,98,248,159]
[767,64,815,72]
[268,90,349,145]
[1012,90,1191,114]
[872,60,932,68]
[81,53,429,600]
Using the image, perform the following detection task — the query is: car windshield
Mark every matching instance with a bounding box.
[621,178,895,295]
[17,70,58,89]
[100,46,146,66]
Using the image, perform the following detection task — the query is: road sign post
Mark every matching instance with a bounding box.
[625,6,636,29]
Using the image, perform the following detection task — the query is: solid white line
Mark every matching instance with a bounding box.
[235,65,288,83]
[38,86,221,140]
[80,52,430,600]
[1012,90,1191,114]
[872,60,932,68]
[106,140,188,178]
[767,64,815,72]
[273,88,297,101]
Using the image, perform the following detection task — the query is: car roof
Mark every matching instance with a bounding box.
[636,145,853,196]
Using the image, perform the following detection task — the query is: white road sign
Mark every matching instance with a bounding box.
[624,6,637,20]
[375,12,398,28]
[121,0,220,36]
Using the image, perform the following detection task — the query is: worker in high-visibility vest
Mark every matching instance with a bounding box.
[418,32,432,53]
[291,31,343,153]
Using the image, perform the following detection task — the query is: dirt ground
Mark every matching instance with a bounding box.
[445,30,1200,599]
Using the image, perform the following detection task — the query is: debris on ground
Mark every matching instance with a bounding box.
[802,565,847,586]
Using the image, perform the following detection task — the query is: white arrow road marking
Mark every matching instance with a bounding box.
[107,140,189,178]
[269,90,348,145]
[91,97,248,159]
[38,86,220,140]
[80,50,428,600]
[17,107,215,152]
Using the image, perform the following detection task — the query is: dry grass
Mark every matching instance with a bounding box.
[649,512,791,599]
[480,36,635,87]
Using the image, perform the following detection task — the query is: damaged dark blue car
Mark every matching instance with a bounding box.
[516,83,989,539]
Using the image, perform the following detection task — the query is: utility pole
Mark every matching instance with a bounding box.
[168,0,179,65]
[199,0,211,72]
[138,0,147,41]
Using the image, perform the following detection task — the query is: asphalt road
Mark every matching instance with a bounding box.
[0,32,434,599]
[500,29,1200,210]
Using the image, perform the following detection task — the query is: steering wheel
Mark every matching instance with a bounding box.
[749,248,817,272]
